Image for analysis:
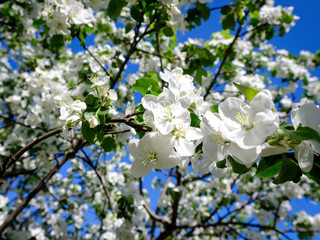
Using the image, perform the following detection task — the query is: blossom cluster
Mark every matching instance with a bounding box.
[128,68,285,177]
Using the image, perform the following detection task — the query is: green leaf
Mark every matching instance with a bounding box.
[227,156,251,174]
[221,5,231,15]
[281,13,294,24]
[273,155,302,184]
[132,77,161,96]
[32,19,45,28]
[288,125,320,144]
[84,111,95,122]
[216,159,227,168]
[189,109,201,127]
[210,105,219,113]
[163,26,174,37]
[130,5,141,22]
[125,23,134,33]
[197,48,214,67]
[101,136,115,152]
[82,122,97,144]
[278,25,286,37]
[222,14,236,30]
[305,162,320,185]
[50,35,65,51]
[78,29,86,47]
[232,82,260,101]
[85,94,99,107]
[199,4,210,21]
[107,0,127,20]
[256,156,282,178]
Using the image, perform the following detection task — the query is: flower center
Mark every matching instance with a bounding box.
[141,150,158,166]
[235,111,253,130]
[173,124,188,139]
[163,105,175,122]
[210,133,224,144]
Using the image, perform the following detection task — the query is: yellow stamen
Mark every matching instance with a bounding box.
[141,151,158,166]
[235,111,249,125]
[210,133,224,144]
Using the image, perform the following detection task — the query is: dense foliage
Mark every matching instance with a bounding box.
[0,0,320,239]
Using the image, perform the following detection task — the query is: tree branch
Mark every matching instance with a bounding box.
[77,36,112,81]
[156,168,182,240]
[151,168,174,239]
[106,112,149,132]
[80,149,114,212]
[138,178,170,226]
[0,137,85,234]
[0,128,62,179]
[204,11,249,100]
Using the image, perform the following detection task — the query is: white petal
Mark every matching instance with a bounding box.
[175,138,195,157]
[185,127,203,141]
[229,143,261,168]
[291,102,320,131]
[141,94,157,110]
[131,159,152,178]
[127,139,140,160]
[250,90,274,115]
[295,141,314,172]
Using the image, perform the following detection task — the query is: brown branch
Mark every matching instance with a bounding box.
[155,31,164,72]
[110,12,166,89]
[239,23,269,37]
[0,137,85,234]
[138,178,170,225]
[156,168,182,240]
[78,37,112,81]
[106,112,149,132]
[210,4,235,11]
[80,149,114,212]
[0,128,62,179]
[110,11,145,89]
[182,172,211,185]
[204,11,249,100]
[185,175,240,238]
[151,168,174,239]
[0,114,48,132]
[135,48,177,61]
[143,204,170,225]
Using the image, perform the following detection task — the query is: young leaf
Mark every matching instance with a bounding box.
[107,0,127,20]
[130,5,141,22]
[222,14,236,30]
[50,35,65,51]
[256,156,282,178]
[227,156,251,174]
[85,94,99,107]
[82,122,97,144]
[163,26,174,37]
[233,82,260,101]
[101,136,115,152]
[132,77,161,96]
[210,105,219,113]
[189,108,201,127]
[84,111,95,122]
[288,125,320,144]
[273,155,302,184]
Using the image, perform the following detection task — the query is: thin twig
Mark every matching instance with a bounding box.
[78,37,112,80]
[204,11,249,100]
[151,168,174,239]
[80,149,114,212]
[0,128,62,179]
[139,178,170,225]
[0,138,85,234]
